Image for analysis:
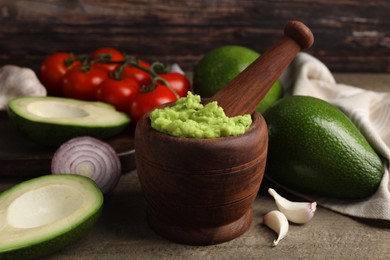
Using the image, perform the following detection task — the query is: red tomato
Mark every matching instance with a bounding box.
[91,47,125,72]
[129,85,177,123]
[39,52,80,96]
[62,65,108,101]
[96,77,140,112]
[123,60,151,86]
[158,72,191,97]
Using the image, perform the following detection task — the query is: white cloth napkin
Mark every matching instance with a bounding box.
[275,52,390,221]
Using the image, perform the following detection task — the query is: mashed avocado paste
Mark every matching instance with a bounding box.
[149,92,252,138]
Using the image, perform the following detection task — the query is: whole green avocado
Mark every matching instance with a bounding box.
[264,96,384,200]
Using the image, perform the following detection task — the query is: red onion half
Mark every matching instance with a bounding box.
[51,136,121,194]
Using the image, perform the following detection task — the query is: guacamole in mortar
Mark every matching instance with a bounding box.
[149,92,252,138]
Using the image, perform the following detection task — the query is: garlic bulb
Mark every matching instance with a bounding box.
[268,188,317,224]
[262,210,289,246]
[0,65,47,110]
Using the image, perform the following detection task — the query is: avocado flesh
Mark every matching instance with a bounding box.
[264,96,384,200]
[7,96,130,146]
[0,174,103,260]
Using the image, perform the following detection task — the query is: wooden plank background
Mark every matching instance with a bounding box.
[0,0,389,73]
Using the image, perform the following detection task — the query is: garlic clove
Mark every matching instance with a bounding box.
[268,188,317,224]
[262,210,289,246]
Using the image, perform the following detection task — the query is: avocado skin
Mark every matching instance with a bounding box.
[0,175,103,260]
[264,96,384,200]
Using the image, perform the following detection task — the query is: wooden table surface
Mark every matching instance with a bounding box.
[1,74,389,259]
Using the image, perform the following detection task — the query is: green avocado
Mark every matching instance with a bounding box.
[192,45,283,114]
[7,96,130,146]
[0,174,103,260]
[264,95,384,200]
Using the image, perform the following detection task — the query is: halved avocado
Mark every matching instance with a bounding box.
[0,174,103,260]
[7,96,130,146]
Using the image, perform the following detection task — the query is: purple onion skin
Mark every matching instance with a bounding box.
[51,136,122,194]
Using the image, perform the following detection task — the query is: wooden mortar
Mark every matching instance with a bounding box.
[135,21,314,245]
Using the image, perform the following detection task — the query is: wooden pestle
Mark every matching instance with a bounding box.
[210,20,314,117]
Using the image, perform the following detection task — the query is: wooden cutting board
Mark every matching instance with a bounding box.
[0,111,136,178]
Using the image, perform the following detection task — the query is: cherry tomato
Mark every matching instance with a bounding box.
[158,72,191,97]
[123,60,151,86]
[129,85,177,123]
[91,47,125,72]
[62,65,108,101]
[39,52,80,96]
[96,77,140,112]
